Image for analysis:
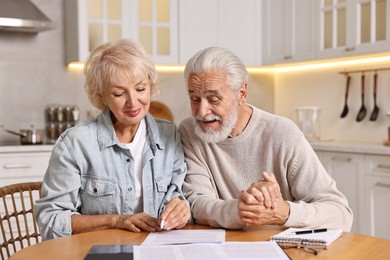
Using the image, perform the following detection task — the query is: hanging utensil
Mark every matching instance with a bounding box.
[356,73,367,122]
[369,72,379,121]
[340,74,351,118]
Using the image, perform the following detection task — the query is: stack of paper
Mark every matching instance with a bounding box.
[85,230,293,259]
[135,229,289,260]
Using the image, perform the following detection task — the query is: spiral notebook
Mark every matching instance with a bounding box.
[270,228,343,246]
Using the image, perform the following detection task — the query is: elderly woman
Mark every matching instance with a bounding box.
[35,39,190,240]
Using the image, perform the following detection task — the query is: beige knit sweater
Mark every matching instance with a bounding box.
[179,105,352,231]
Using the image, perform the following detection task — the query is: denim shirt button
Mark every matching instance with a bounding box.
[93,188,97,193]
[128,187,132,192]
[126,158,130,162]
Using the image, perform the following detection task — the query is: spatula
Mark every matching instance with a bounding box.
[340,75,351,118]
[356,73,367,122]
[369,72,379,121]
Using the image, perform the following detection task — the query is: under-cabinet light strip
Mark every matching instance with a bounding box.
[67,55,390,73]
[339,67,390,75]
[271,55,390,73]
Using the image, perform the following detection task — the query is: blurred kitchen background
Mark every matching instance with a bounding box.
[2,0,390,240]
[0,0,389,145]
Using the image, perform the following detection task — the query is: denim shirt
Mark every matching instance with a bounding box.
[34,109,188,240]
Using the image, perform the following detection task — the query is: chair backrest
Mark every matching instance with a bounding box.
[0,182,42,260]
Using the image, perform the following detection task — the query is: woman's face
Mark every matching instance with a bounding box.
[101,69,151,128]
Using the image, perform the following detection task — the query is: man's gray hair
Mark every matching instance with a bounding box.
[184,46,248,93]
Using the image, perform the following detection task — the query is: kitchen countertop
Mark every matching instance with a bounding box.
[0,144,53,153]
[0,141,389,156]
[310,139,390,156]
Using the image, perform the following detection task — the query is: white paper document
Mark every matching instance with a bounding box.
[134,241,289,260]
[141,229,225,245]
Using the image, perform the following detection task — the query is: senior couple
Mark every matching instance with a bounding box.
[35,39,352,240]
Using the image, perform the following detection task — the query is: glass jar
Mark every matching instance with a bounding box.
[295,106,321,141]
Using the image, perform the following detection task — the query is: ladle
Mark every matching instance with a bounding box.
[340,74,351,118]
[369,72,379,121]
[356,73,367,122]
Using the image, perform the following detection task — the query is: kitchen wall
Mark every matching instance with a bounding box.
[0,0,388,146]
[0,0,273,145]
[274,60,390,143]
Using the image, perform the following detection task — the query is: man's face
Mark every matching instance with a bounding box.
[187,70,238,143]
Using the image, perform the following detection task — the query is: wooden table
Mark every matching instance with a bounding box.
[9,224,390,260]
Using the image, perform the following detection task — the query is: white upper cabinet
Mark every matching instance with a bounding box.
[65,0,130,64]
[65,0,178,65]
[316,0,390,59]
[262,0,315,65]
[178,0,261,66]
[137,0,178,64]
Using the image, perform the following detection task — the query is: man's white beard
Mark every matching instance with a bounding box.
[192,103,238,144]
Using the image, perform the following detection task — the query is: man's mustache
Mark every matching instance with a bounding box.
[194,114,222,122]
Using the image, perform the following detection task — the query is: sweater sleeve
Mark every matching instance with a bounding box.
[279,122,353,232]
[179,119,245,229]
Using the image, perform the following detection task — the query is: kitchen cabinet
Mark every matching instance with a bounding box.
[178,0,261,65]
[0,148,50,254]
[315,147,390,239]
[261,0,315,65]
[65,0,178,64]
[137,0,178,64]
[0,149,51,186]
[315,0,390,59]
[363,155,390,240]
[316,151,364,234]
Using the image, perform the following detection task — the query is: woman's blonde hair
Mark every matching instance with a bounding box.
[84,39,159,110]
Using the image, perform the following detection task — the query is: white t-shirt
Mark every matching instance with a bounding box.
[122,119,147,213]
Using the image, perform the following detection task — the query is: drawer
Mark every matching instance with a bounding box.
[0,152,51,186]
[365,155,390,176]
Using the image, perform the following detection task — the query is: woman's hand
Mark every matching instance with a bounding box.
[160,197,191,230]
[114,212,160,232]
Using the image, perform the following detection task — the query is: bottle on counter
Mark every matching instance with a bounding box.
[47,106,56,123]
[56,107,64,123]
[72,106,80,123]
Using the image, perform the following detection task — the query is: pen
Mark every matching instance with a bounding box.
[160,219,166,229]
[292,228,327,235]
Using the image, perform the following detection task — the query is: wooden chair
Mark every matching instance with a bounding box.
[0,182,42,260]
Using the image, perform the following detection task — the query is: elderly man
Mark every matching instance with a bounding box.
[178,46,352,231]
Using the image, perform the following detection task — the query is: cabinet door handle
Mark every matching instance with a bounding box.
[331,157,352,162]
[377,164,390,170]
[3,164,33,169]
[376,182,390,189]
[345,47,355,52]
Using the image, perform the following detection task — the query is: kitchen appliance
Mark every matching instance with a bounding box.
[0,0,55,33]
[296,106,321,141]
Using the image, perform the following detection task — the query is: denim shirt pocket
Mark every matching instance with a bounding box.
[80,176,117,214]
[155,174,172,193]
